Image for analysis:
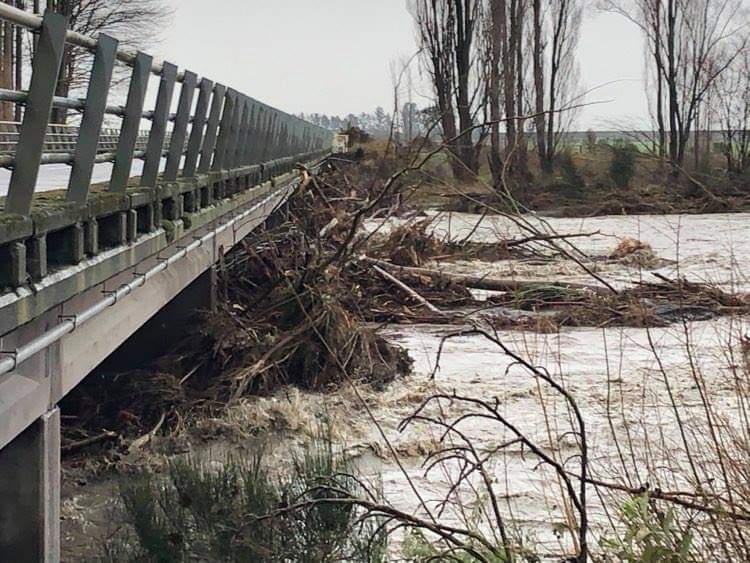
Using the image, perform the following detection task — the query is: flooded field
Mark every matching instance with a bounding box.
[61,211,750,560]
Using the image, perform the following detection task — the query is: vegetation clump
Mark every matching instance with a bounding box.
[609,144,638,189]
[100,432,387,562]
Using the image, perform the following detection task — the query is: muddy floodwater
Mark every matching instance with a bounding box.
[61,212,750,560]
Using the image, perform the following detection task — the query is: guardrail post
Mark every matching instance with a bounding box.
[280,119,290,158]
[110,52,153,192]
[242,102,256,165]
[4,12,67,216]
[197,83,226,175]
[211,89,235,173]
[271,114,280,159]
[238,99,254,188]
[266,114,275,160]
[141,62,177,187]
[164,70,197,182]
[230,95,248,170]
[251,106,263,164]
[281,117,289,160]
[297,123,304,154]
[0,408,60,562]
[182,78,212,178]
[258,109,269,163]
[67,34,119,204]
[227,95,246,194]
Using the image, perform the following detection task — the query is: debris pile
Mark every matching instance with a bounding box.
[608,237,662,268]
[376,218,511,267]
[61,156,414,452]
[60,149,750,456]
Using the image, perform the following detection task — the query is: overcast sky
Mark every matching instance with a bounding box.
[156,1,650,130]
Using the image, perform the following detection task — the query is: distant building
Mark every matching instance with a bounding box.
[333,134,349,153]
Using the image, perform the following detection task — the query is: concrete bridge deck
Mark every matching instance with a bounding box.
[0,4,332,560]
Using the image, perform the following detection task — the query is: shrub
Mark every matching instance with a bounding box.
[556,151,586,197]
[100,433,387,562]
[602,495,693,563]
[609,143,637,189]
[586,129,598,152]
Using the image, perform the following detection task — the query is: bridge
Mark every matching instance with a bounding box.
[0,6,332,561]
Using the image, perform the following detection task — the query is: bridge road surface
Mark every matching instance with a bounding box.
[0,159,152,196]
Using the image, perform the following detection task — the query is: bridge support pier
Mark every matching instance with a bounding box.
[0,407,61,562]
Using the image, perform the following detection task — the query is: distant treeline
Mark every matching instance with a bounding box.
[298,104,432,142]
[297,108,731,151]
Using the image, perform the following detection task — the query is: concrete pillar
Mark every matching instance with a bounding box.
[100,212,127,248]
[27,235,48,281]
[0,408,61,562]
[0,241,27,287]
[126,210,138,242]
[84,220,98,257]
[69,224,85,265]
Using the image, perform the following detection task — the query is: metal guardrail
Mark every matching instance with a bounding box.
[0,4,332,215]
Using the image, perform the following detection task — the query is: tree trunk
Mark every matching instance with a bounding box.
[666,0,681,170]
[532,0,548,173]
[501,0,517,174]
[0,2,13,122]
[454,0,477,180]
[653,0,666,159]
[514,0,528,176]
[545,0,567,173]
[488,0,503,187]
[14,0,23,122]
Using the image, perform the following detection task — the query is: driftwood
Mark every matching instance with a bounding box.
[363,257,607,294]
[504,230,600,248]
[370,263,444,315]
[61,430,118,454]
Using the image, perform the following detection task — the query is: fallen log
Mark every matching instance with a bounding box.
[62,430,118,454]
[370,263,444,315]
[504,230,600,248]
[362,257,607,294]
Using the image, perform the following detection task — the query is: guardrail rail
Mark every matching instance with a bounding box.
[0,4,332,291]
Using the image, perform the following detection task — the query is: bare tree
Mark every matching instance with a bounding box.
[484,0,580,191]
[544,0,582,171]
[714,39,750,176]
[409,0,486,180]
[43,0,172,123]
[486,0,527,186]
[0,0,26,122]
[601,0,748,172]
[486,0,503,180]
[530,0,582,174]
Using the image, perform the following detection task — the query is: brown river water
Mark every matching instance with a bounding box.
[61,212,750,560]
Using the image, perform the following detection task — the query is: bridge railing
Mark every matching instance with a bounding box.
[0,5,332,290]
